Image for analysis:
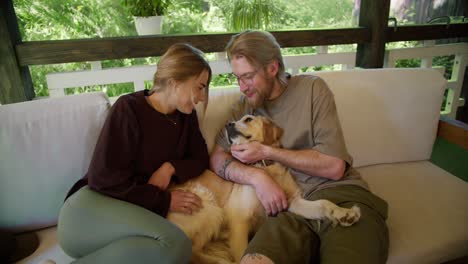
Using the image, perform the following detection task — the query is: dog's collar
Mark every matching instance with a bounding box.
[251,160,275,167]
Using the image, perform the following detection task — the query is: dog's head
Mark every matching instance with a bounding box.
[225,115,283,147]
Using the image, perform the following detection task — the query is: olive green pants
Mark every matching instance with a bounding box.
[57,186,191,264]
[244,185,389,264]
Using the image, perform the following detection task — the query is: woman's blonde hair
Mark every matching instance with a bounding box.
[225,30,288,86]
[151,43,211,103]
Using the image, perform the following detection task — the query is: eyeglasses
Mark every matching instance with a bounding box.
[232,69,259,86]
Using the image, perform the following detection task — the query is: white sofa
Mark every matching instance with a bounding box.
[1,68,467,264]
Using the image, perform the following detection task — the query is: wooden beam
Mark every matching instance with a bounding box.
[15,28,370,66]
[386,23,468,42]
[356,0,391,68]
[0,0,34,104]
[438,117,468,150]
[9,14,467,69]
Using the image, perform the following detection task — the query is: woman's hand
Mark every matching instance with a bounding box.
[148,162,175,190]
[169,190,203,215]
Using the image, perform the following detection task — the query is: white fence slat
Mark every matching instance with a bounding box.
[317,46,328,54]
[90,61,102,70]
[134,80,146,91]
[209,59,232,75]
[442,54,467,118]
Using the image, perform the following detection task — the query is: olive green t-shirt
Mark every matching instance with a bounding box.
[216,74,368,197]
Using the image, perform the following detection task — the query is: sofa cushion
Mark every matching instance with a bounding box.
[198,69,446,167]
[313,68,446,167]
[0,92,110,233]
[196,87,241,153]
[15,227,73,264]
[358,161,468,264]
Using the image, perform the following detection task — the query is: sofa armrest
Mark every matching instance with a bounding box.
[437,116,468,150]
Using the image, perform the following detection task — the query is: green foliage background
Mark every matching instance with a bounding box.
[13,0,455,99]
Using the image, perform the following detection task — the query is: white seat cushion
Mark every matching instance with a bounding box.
[358,161,468,264]
[15,227,73,264]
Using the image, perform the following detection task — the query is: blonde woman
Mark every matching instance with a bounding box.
[58,43,211,264]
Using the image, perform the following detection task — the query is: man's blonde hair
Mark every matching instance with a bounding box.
[152,43,211,103]
[225,30,288,86]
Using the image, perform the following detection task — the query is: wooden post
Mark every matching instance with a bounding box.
[356,0,391,68]
[0,0,34,104]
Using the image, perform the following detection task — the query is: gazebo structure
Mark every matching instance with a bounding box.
[1,0,467,263]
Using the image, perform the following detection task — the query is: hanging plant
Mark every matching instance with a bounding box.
[227,0,280,31]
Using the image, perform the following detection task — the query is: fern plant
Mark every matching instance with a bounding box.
[122,0,172,17]
[227,0,280,31]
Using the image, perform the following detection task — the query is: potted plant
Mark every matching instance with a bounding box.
[122,0,172,35]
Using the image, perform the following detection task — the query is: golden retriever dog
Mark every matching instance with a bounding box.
[167,115,361,263]
[167,171,234,264]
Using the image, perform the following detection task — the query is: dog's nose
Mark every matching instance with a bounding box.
[225,122,240,140]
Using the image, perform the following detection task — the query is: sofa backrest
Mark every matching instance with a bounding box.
[196,87,242,153]
[198,68,446,168]
[0,68,445,233]
[0,92,110,233]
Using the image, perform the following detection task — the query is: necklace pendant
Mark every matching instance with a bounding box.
[165,115,177,125]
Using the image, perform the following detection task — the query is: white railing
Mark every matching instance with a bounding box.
[46,55,232,98]
[46,43,468,118]
[385,41,467,118]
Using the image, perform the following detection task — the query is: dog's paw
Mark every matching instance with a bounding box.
[324,202,361,227]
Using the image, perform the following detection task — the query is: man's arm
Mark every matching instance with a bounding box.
[231,142,346,181]
[210,145,288,215]
[268,147,346,180]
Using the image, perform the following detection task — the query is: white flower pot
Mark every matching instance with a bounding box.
[134,16,163,36]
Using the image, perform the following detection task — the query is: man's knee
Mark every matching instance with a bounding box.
[245,212,320,264]
[319,202,388,264]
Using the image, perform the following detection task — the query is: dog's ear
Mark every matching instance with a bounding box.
[262,118,283,146]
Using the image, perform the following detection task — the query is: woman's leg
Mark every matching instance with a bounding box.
[58,186,191,264]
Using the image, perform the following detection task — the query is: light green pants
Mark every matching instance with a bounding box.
[58,186,191,264]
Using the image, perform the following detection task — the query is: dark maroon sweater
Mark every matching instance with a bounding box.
[66,90,209,217]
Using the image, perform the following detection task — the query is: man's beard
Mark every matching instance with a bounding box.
[247,77,274,109]
[248,91,266,109]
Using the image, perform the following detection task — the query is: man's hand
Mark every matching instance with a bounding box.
[251,170,288,216]
[231,142,270,164]
[148,162,175,190]
[169,190,202,215]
